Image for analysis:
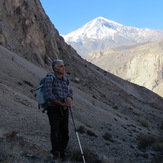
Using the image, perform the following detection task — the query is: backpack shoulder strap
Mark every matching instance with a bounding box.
[46,73,56,80]
[63,75,70,85]
[46,73,56,85]
[47,73,56,77]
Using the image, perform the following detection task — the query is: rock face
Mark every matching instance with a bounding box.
[87,40,163,97]
[0,0,76,66]
[0,0,163,163]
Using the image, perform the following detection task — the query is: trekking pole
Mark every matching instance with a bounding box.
[69,107,86,163]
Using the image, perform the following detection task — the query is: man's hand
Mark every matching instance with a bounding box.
[65,97,72,107]
[51,97,72,107]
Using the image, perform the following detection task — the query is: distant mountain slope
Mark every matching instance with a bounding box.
[63,17,163,58]
[87,40,163,97]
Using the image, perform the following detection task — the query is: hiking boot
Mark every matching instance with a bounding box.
[52,151,61,161]
[60,151,66,159]
[60,151,68,161]
[49,159,56,163]
[60,151,65,158]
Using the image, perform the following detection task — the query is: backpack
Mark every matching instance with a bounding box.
[36,73,70,113]
[36,73,56,113]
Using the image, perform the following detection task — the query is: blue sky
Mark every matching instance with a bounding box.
[40,0,163,35]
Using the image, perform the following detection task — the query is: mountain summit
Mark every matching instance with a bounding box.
[64,17,124,41]
[63,17,163,58]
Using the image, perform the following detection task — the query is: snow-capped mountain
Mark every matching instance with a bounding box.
[62,17,163,58]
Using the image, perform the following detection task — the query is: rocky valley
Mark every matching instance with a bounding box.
[0,0,163,163]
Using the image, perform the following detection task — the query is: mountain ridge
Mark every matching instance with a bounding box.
[63,17,163,58]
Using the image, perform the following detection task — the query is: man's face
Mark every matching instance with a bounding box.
[54,61,65,75]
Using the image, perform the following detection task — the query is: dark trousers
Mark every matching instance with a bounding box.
[47,108,69,153]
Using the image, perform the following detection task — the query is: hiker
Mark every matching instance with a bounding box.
[43,59,73,160]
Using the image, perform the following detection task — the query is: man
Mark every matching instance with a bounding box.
[43,59,73,160]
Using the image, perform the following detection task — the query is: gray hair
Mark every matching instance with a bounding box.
[52,59,63,69]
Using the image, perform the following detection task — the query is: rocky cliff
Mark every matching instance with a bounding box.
[87,40,163,97]
[0,0,78,67]
[0,0,163,163]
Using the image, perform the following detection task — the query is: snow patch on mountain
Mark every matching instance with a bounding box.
[63,17,151,43]
[62,17,163,58]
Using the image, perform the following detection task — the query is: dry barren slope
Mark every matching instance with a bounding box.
[0,45,163,163]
